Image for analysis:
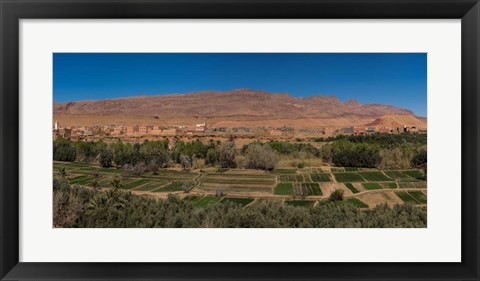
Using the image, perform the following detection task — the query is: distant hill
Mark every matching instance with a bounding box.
[53,89,423,128]
[366,114,427,129]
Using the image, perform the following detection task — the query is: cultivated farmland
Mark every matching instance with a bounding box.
[54,161,427,209]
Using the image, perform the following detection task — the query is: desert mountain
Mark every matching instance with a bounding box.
[53,89,423,128]
[366,114,427,129]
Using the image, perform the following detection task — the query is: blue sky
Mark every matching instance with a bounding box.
[53,53,427,116]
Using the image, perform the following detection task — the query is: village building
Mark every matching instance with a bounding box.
[112,126,125,135]
[161,128,177,136]
[126,126,139,135]
[269,130,283,136]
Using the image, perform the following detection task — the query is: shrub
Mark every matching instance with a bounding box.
[329,189,344,201]
[244,143,277,171]
[53,138,77,162]
[331,140,382,168]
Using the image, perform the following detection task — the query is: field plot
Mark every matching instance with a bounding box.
[132,181,169,191]
[154,181,193,192]
[198,172,275,195]
[278,174,304,182]
[319,198,368,208]
[381,182,398,189]
[193,195,222,208]
[309,173,331,182]
[384,170,410,179]
[344,183,359,194]
[285,200,316,207]
[408,191,427,204]
[402,170,425,180]
[270,169,298,174]
[358,172,392,181]
[412,182,427,189]
[333,172,365,182]
[274,183,294,195]
[319,182,354,196]
[396,191,419,204]
[69,175,94,185]
[399,182,416,189]
[221,197,255,207]
[396,191,427,204]
[123,179,151,189]
[301,183,322,196]
[356,191,404,207]
[362,183,383,190]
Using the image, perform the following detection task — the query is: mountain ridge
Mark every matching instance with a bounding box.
[54,89,414,116]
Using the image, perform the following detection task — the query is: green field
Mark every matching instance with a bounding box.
[408,191,427,204]
[69,175,93,184]
[285,200,316,207]
[384,170,409,179]
[274,183,294,195]
[155,181,192,192]
[344,183,359,194]
[358,172,392,181]
[123,179,151,189]
[320,198,368,208]
[133,182,167,191]
[193,195,222,208]
[333,172,365,182]
[362,183,383,190]
[396,191,426,204]
[402,170,425,179]
[54,161,426,209]
[399,182,416,189]
[382,182,398,189]
[278,174,304,182]
[345,198,369,208]
[202,178,275,185]
[221,197,255,207]
[271,169,298,174]
[310,173,331,182]
[301,182,322,195]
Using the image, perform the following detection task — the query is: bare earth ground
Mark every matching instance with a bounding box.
[354,190,405,208]
[53,114,379,129]
[319,182,356,197]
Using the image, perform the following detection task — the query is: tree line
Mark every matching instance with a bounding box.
[54,135,426,171]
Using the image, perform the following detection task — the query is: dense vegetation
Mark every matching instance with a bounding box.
[53,132,426,171]
[312,133,427,148]
[53,179,427,228]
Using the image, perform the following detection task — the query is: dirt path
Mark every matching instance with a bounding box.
[191,172,204,191]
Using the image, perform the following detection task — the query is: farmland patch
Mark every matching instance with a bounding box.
[274,183,294,195]
[310,173,331,182]
[285,200,316,207]
[344,183,359,194]
[358,172,392,181]
[301,182,322,196]
[402,170,425,180]
[362,183,383,190]
[221,197,254,207]
[333,172,365,182]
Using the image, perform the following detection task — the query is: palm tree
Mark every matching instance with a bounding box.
[90,179,100,191]
[56,167,70,179]
[109,177,123,190]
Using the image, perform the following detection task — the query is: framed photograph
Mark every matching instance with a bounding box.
[1,0,479,280]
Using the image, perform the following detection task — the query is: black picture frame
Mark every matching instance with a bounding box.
[1,0,479,280]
